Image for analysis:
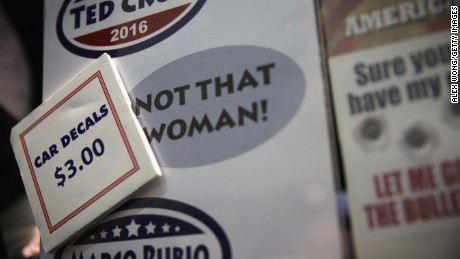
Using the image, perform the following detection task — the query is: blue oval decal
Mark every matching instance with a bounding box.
[130,45,306,167]
[57,0,206,58]
[55,198,231,259]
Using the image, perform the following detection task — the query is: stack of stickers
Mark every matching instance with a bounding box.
[10,54,162,252]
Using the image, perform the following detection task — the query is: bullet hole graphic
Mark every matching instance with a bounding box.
[360,117,382,141]
[404,127,428,149]
[400,123,438,162]
[354,116,389,152]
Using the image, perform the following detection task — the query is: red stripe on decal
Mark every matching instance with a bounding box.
[74,3,190,47]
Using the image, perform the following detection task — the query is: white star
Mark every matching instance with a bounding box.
[175,226,180,233]
[100,229,107,239]
[126,219,140,237]
[162,223,170,233]
[112,225,122,238]
[145,221,156,235]
[90,234,95,240]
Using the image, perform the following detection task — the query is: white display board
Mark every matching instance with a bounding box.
[41,1,344,258]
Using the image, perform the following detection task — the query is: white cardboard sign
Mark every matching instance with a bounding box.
[320,0,460,257]
[11,54,161,252]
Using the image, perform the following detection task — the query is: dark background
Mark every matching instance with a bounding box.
[0,3,43,257]
[1,0,43,108]
[0,0,43,210]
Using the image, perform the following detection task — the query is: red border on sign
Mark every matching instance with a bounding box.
[19,71,140,233]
